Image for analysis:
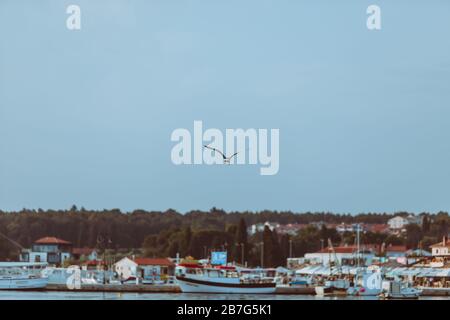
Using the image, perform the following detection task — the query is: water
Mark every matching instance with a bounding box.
[0,291,447,300]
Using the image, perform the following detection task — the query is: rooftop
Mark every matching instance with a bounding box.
[34,237,72,245]
[134,258,174,266]
[385,245,407,252]
[430,240,450,248]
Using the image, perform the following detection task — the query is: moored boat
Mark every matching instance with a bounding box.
[0,262,48,290]
[315,278,350,296]
[379,280,422,299]
[175,263,276,294]
[347,267,383,296]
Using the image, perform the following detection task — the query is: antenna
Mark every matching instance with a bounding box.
[0,230,24,250]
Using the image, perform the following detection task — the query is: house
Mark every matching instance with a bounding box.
[20,237,73,265]
[134,258,175,280]
[304,246,375,266]
[430,237,450,257]
[275,224,307,236]
[405,249,431,257]
[384,245,407,258]
[388,215,422,230]
[332,223,368,234]
[248,222,280,235]
[114,257,137,279]
[72,248,98,261]
[388,216,409,230]
[114,257,175,281]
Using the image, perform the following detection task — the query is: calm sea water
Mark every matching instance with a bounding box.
[0,291,447,300]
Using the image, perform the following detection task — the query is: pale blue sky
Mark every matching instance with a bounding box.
[1,0,449,213]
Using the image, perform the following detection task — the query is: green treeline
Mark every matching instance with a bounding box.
[0,207,449,267]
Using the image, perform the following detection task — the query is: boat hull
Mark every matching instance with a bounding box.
[381,293,420,300]
[315,286,347,296]
[0,277,48,290]
[176,276,276,294]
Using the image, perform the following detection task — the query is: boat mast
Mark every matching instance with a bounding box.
[356,224,360,270]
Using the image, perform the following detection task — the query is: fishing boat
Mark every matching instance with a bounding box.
[0,262,48,290]
[175,263,276,294]
[379,280,422,299]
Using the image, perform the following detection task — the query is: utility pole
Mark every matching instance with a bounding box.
[241,243,245,266]
[260,242,264,268]
[356,224,360,270]
[289,239,293,258]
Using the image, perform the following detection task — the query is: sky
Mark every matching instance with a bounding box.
[1,0,450,214]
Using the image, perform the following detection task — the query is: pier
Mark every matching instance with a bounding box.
[45,284,316,294]
[46,283,182,293]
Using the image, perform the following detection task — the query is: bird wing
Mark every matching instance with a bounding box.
[203,144,226,159]
[228,152,239,159]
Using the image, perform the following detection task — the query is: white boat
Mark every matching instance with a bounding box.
[379,280,422,299]
[347,267,383,296]
[175,264,276,294]
[0,262,48,290]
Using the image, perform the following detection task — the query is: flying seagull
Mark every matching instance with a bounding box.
[203,144,239,164]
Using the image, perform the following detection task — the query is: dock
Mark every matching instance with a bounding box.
[45,284,314,294]
[420,287,450,296]
[46,283,181,293]
[275,286,315,295]
[40,284,450,296]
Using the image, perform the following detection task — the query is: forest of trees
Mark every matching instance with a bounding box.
[0,207,449,267]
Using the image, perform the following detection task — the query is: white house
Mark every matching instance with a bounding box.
[388,215,422,230]
[430,237,450,257]
[388,216,409,230]
[114,257,175,281]
[20,237,73,266]
[304,246,375,266]
[248,222,280,235]
[114,257,137,280]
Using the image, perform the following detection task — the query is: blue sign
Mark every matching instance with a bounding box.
[211,251,227,265]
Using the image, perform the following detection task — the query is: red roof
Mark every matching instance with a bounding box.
[367,224,389,233]
[134,258,174,266]
[34,237,72,245]
[178,263,203,269]
[430,240,450,248]
[385,245,407,252]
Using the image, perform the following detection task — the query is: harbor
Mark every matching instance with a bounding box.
[1,260,450,298]
[1,218,450,299]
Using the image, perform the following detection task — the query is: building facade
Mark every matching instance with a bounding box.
[20,237,73,265]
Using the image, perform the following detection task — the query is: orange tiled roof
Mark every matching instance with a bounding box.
[34,237,72,245]
[430,240,450,248]
[133,258,174,266]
